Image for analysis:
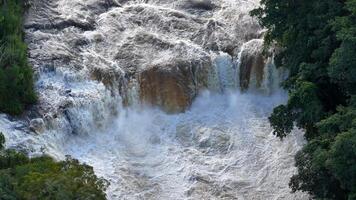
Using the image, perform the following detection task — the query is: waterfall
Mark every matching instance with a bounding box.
[0,0,309,199]
[211,52,238,91]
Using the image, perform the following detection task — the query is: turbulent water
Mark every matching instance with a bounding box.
[1,91,308,199]
[0,0,309,199]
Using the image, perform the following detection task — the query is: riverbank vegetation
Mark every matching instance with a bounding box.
[0,133,108,199]
[0,0,36,115]
[0,1,109,199]
[252,0,356,199]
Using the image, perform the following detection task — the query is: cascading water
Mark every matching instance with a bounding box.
[1,89,308,199]
[0,0,309,199]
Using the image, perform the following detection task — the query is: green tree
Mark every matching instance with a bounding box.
[0,133,108,199]
[0,0,36,115]
[252,0,356,199]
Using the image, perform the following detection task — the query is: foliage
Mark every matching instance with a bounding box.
[0,0,36,115]
[0,132,108,200]
[252,0,356,199]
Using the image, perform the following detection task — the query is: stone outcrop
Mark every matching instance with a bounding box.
[239,39,267,91]
[139,65,193,113]
[138,58,211,113]
[113,31,213,112]
[23,0,264,131]
[29,118,45,134]
[0,1,309,200]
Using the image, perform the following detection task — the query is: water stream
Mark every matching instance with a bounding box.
[1,89,308,199]
[0,0,309,199]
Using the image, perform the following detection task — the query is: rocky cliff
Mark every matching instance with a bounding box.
[0,1,308,199]
[22,0,282,123]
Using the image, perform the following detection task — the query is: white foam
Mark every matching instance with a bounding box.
[0,0,310,199]
[1,90,308,199]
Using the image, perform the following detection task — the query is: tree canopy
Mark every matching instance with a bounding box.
[0,0,36,115]
[252,0,356,199]
[0,132,108,200]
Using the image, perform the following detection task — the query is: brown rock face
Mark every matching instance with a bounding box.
[110,31,213,112]
[139,59,211,113]
[239,39,267,91]
[240,52,265,90]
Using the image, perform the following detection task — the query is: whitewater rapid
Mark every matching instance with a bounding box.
[1,90,308,199]
[0,0,310,199]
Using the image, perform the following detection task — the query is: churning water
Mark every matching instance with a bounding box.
[1,89,308,199]
[0,0,310,199]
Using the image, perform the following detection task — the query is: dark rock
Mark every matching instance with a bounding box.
[29,118,45,133]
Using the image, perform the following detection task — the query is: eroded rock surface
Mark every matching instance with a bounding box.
[0,1,309,199]
[24,0,268,120]
[239,39,266,90]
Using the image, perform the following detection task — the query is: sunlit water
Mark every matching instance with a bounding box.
[0,0,310,199]
[1,90,308,199]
